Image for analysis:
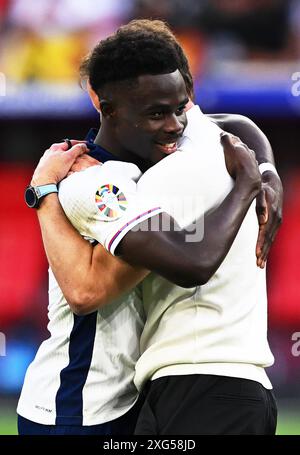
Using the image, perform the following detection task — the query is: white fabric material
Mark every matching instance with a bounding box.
[59,162,163,254]
[17,269,144,425]
[17,160,159,425]
[259,162,279,178]
[133,106,274,391]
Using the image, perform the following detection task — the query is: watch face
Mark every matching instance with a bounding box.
[25,187,38,208]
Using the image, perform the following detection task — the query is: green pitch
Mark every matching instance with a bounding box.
[0,407,299,435]
[0,409,17,435]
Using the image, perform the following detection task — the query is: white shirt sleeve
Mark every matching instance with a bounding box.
[59,161,163,255]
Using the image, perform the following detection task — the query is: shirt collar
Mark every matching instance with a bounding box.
[85,128,119,163]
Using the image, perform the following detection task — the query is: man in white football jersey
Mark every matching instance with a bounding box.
[19,21,282,435]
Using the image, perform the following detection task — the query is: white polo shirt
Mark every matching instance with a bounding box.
[133,106,274,390]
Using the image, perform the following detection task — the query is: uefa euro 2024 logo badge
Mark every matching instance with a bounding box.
[95,184,128,221]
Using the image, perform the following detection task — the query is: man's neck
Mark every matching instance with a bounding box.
[94,127,150,171]
[93,128,119,155]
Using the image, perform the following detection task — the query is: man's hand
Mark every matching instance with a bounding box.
[221,133,261,192]
[31,141,88,186]
[255,172,283,268]
[67,154,101,177]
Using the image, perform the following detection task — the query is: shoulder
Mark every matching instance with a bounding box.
[58,161,143,222]
[59,161,141,194]
[206,113,257,130]
[206,113,268,144]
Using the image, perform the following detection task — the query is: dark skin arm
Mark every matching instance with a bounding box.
[208,113,283,267]
[208,114,275,164]
[117,134,261,288]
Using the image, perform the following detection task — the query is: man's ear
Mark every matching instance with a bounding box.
[87,79,104,113]
[87,79,115,118]
[99,100,115,118]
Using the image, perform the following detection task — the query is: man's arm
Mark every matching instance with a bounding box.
[208,113,274,165]
[31,141,148,315]
[37,195,148,315]
[209,113,283,267]
[117,134,261,287]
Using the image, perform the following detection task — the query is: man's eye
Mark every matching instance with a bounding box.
[176,107,185,116]
[150,112,163,119]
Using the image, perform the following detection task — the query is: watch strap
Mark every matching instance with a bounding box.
[35,183,58,198]
[25,183,58,208]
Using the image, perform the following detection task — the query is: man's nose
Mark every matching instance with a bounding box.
[164,114,184,135]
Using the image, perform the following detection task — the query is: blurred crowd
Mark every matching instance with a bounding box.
[0,0,299,84]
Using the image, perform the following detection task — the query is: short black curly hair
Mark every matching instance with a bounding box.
[117,19,194,99]
[80,25,182,98]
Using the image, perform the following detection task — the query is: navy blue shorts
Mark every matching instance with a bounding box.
[18,398,143,435]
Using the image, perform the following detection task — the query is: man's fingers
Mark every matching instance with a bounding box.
[221,132,250,154]
[256,224,266,258]
[48,139,86,152]
[74,154,101,164]
[256,222,272,262]
[60,138,86,148]
[68,143,88,158]
[256,227,269,261]
[67,139,87,147]
[256,190,268,225]
[255,178,283,269]
[48,141,87,154]
[220,132,231,143]
[261,227,277,260]
[221,133,240,146]
[255,189,272,258]
[256,223,277,268]
[49,142,69,152]
[257,257,266,269]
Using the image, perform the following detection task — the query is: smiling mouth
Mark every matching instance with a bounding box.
[155,142,178,154]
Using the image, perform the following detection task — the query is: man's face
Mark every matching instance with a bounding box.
[112,70,188,165]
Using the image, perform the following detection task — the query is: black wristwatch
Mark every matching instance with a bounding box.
[24,183,58,208]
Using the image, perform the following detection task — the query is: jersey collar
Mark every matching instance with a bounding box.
[85,129,118,163]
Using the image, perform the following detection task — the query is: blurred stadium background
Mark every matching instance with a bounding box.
[0,0,300,435]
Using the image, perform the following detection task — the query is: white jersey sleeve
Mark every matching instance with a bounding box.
[59,161,163,255]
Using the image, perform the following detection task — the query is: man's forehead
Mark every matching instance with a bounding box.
[128,70,187,103]
[136,70,184,90]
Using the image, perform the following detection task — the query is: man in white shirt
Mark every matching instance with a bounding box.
[20,20,281,434]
